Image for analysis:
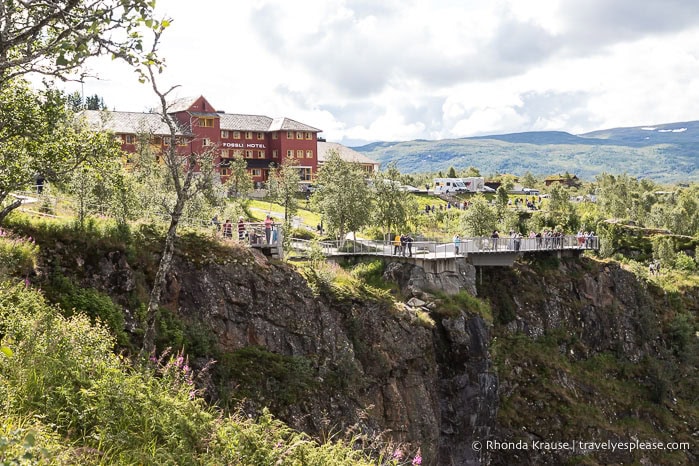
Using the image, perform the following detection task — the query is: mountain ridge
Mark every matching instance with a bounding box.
[351,120,699,182]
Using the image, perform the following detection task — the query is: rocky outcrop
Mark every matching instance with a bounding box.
[383,258,477,296]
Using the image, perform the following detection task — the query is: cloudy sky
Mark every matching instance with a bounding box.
[66,0,699,146]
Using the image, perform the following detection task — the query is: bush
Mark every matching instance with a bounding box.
[289,227,317,240]
[0,235,39,279]
[44,274,128,347]
[674,251,696,271]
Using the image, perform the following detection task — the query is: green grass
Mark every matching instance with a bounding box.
[0,283,378,465]
[431,290,493,323]
[246,199,322,227]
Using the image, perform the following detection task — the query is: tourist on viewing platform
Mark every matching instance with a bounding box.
[544,230,552,249]
[491,230,499,250]
[405,234,413,257]
[222,219,232,239]
[400,234,407,256]
[238,217,245,240]
[264,215,273,244]
[393,234,402,255]
[586,231,595,248]
[454,234,461,255]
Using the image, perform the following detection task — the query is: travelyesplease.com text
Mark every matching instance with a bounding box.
[472,439,690,452]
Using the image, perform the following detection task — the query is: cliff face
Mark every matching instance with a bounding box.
[36,237,697,466]
[477,256,698,466]
[160,253,496,465]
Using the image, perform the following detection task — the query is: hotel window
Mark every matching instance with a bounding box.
[245,131,253,139]
[287,131,294,139]
[220,167,231,176]
[306,150,313,158]
[199,117,214,128]
[272,150,278,158]
[296,150,303,158]
[245,150,253,158]
[124,134,135,144]
[163,137,171,146]
[286,149,293,158]
[305,132,312,140]
[177,137,188,147]
[221,149,231,158]
[257,150,265,158]
[296,131,303,139]
[233,149,244,158]
[299,167,312,181]
[151,136,162,145]
[272,133,278,140]
[257,132,264,140]
[203,138,211,147]
[221,130,229,138]
[233,131,241,139]
[251,168,262,177]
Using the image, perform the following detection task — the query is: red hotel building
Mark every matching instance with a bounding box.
[82,95,322,185]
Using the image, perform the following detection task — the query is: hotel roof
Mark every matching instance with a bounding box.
[80,110,189,136]
[317,141,379,166]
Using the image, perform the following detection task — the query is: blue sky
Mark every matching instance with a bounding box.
[64,0,699,146]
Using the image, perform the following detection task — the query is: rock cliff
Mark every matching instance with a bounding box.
[32,234,697,465]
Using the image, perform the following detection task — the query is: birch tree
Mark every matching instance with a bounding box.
[139,27,221,354]
[313,150,370,246]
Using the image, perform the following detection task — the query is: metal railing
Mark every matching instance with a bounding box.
[216,221,283,247]
[289,235,599,259]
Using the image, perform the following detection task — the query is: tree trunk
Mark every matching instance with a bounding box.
[0,198,23,225]
[141,199,185,355]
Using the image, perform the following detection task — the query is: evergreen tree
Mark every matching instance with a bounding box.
[85,94,106,110]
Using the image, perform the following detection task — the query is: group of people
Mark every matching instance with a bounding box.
[649,260,662,276]
[575,230,597,249]
[211,214,277,244]
[424,201,470,213]
[393,233,414,257]
[450,229,598,253]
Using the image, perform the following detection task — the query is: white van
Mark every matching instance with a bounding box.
[433,178,468,194]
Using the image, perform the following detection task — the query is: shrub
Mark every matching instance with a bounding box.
[289,227,317,240]
[0,235,39,279]
[432,290,493,323]
[219,346,317,406]
[674,251,696,271]
[44,274,128,347]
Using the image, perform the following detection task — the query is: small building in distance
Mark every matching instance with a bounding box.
[82,95,321,185]
[544,173,580,187]
[317,141,379,174]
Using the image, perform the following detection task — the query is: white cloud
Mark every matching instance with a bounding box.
[58,0,699,145]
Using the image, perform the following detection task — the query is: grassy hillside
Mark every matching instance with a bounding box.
[353,123,699,182]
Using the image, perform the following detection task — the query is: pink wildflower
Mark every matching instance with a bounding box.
[412,453,422,465]
[392,448,403,459]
